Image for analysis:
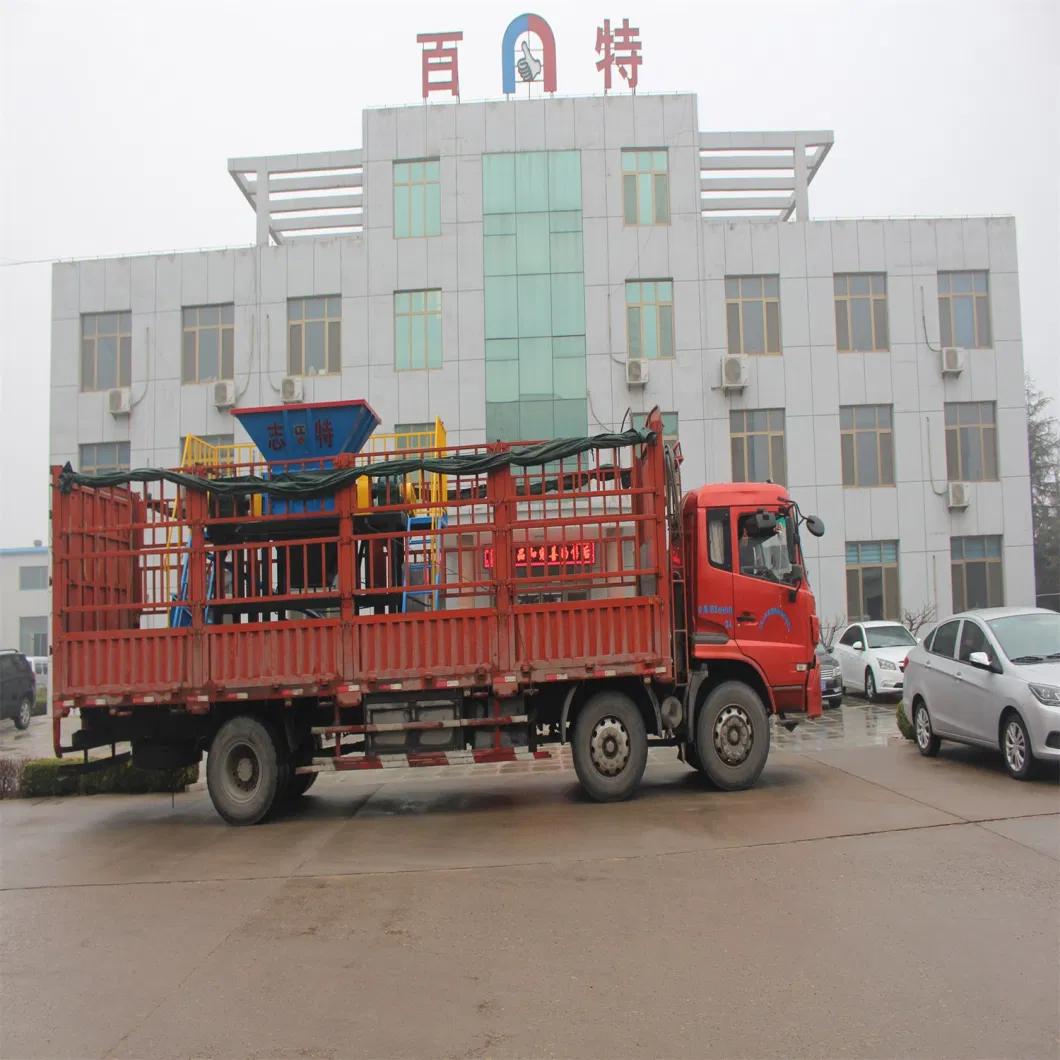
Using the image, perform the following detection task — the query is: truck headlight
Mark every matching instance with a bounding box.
[878,659,897,671]
[1028,683,1060,707]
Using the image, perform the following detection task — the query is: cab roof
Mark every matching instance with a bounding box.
[685,482,792,508]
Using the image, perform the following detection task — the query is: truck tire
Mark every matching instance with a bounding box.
[287,771,318,798]
[207,715,283,826]
[683,742,705,773]
[695,682,770,791]
[571,691,648,802]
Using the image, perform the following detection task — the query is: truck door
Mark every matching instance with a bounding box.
[730,507,810,708]
[694,507,736,645]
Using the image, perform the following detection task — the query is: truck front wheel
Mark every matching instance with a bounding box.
[572,691,648,802]
[695,682,770,791]
[207,715,283,826]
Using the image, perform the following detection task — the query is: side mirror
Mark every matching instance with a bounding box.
[968,651,998,672]
[852,641,864,652]
[805,515,825,538]
[753,510,777,532]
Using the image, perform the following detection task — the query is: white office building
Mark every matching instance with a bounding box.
[49,91,1035,624]
[0,545,50,657]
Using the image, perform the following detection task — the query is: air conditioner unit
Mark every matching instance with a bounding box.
[626,359,649,387]
[281,376,303,403]
[213,380,235,409]
[107,388,131,416]
[721,354,749,391]
[941,347,965,375]
[947,481,971,510]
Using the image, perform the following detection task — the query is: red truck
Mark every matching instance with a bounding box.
[50,404,824,825]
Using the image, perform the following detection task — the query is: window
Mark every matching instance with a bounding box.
[81,312,131,391]
[930,619,960,659]
[736,512,798,585]
[945,402,997,482]
[839,626,863,648]
[19,566,48,591]
[79,442,130,475]
[938,271,991,349]
[846,541,900,621]
[182,304,234,383]
[19,616,48,657]
[625,281,674,360]
[660,412,679,445]
[706,509,732,572]
[394,159,441,238]
[394,290,442,370]
[730,409,786,485]
[958,620,995,665]
[834,274,889,352]
[725,276,780,355]
[621,150,669,225]
[951,536,1003,611]
[288,297,341,376]
[841,405,895,487]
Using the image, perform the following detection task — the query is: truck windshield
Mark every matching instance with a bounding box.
[737,513,797,584]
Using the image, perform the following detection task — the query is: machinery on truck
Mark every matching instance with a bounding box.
[49,403,825,825]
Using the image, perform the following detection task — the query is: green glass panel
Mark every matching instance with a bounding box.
[653,150,667,170]
[660,305,674,357]
[658,281,672,300]
[553,336,585,359]
[410,161,424,182]
[621,151,637,173]
[486,401,521,442]
[484,277,519,339]
[553,357,586,399]
[517,274,551,337]
[653,174,670,223]
[623,175,638,224]
[549,210,582,233]
[393,163,409,184]
[626,282,640,304]
[554,398,587,437]
[411,291,425,312]
[395,315,411,370]
[550,273,584,336]
[642,304,658,358]
[410,184,425,237]
[425,182,441,236]
[519,337,553,395]
[638,151,652,170]
[484,213,516,235]
[393,185,410,238]
[485,338,518,360]
[637,172,652,225]
[484,234,518,276]
[425,160,440,181]
[427,290,441,311]
[394,292,409,313]
[516,214,550,274]
[515,152,548,213]
[627,306,642,357]
[411,313,426,368]
[547,151,582,212]
[549,231,583,274]
[486,360,520,402]
[482,154,515,214]
[426,311,442,368]
[520,399,554,440]
[641,281,656,303]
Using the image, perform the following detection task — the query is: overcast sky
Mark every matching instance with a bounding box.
[1,0,1057,547]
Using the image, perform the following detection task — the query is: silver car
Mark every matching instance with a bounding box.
[903,607,1060,779]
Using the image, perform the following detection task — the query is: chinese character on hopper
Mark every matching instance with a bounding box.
[266,422,286,451]
[417,31,464,99]
[595,18,643,91]
[314,418,334,448]
[293,423,307,447]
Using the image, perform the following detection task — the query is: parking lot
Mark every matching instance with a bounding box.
[1,699,1057,1060]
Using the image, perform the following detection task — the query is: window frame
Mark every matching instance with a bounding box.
[840,404,895,488]
[19,615,48,657]
[944,401,998,482]
[706,508,732,572]
[394,289,443,372]
[625,280,675,361]
[18,565,48,591]
[834,273,889,352]
[725,275,781,355]
[79,441,131,475]
[393,158,442,239]
[287,297,342,377]
[845,540,901,622]
[938,271,992,349]
[80,312,132,392]
[621,149,670,226]
[730,409,787,486]
[951,535,1004,612]
[182,304,235,385]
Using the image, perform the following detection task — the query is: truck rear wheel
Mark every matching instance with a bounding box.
[695,682,770,791]
[207,715,283,826]
[572,691,648,802]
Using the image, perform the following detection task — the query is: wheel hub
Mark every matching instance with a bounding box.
[226,742,260,795]
[916,708,930,748]
[713,705,753,766]
[1005,721,1025,772]
[589,716,630,777]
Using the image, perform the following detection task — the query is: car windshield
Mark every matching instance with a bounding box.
[738,513,797,585]
[865,625,917,648]
[986,613,1060,662]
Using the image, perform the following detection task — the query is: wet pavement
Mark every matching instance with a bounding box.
[2,707,1057,1059]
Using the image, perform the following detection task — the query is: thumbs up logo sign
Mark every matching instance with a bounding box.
[517,39,542,82]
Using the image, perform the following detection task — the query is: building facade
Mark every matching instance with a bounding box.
[0,545,50,657]
[49,92,1035,625]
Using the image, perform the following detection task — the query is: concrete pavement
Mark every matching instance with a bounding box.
[1,739,1057,1059]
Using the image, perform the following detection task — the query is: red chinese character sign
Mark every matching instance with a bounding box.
[483,542,597,570]
[595,18,642,91]
[417,31,463,99]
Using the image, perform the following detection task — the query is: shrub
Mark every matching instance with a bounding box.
[19,758,198,799]
[895,700,915,741]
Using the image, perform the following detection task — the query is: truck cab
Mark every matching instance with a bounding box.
[682,482,823,720]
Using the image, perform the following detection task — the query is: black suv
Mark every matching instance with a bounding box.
[1,649,36,730]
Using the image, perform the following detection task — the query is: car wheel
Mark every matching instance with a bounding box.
[1001,712,1036,781]
[914,701,941,757]
[695,681,770,791]
[864,669,877,703]
[14,695,33,730]
[571,691,648,802]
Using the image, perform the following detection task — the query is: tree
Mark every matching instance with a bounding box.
[818,613,845,650]
[1026,377,1060,611]
[902,603,937,638]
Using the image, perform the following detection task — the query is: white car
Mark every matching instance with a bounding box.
[834,621,918,702]
[903,607,1060,779]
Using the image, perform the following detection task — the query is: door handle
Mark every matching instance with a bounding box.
[954,671,964,681]
[737,612,756,623]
